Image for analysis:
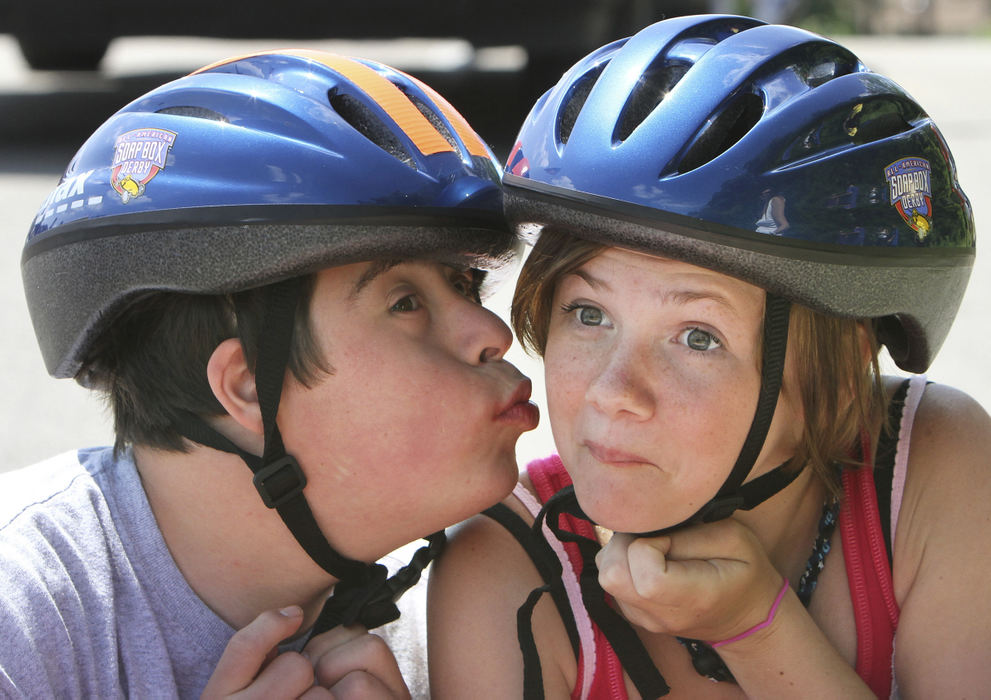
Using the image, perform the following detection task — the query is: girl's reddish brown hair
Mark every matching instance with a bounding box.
[512,229,886,497]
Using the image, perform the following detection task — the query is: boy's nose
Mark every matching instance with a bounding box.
[457,302,513,365]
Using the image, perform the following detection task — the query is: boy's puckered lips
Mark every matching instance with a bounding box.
[496,379,540,430]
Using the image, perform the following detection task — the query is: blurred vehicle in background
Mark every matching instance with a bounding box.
[0,0,705,78]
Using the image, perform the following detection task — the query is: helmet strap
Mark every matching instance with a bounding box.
[175,276,445,631]
[637,293,795,537]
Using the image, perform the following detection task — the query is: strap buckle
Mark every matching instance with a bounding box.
[253,455,307,509]
[696,494,745,523]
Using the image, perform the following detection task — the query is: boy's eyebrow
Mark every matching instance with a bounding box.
[349,259,403,301]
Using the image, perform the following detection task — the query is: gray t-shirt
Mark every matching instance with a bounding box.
[0,447,429,698]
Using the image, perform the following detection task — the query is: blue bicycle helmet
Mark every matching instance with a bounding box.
[24,48,514,380]
[501,18,976,695]
[21,50,516,633]
[505,14,973,374]
[505,15,975,527]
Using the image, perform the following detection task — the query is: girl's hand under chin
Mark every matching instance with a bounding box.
[594,518,787,644]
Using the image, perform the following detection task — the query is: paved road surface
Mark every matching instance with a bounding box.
[2,33,989,471]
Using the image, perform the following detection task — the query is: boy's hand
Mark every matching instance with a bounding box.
[202,606,410,700]
[201,605,325,699]
[595,519,784,643]
[304,624,411,699]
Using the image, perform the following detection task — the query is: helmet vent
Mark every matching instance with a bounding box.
[401,89,461,152]
[614,62,689,142]
[848,99,916,144]
[676,92,764,173]
[155,106,228,122]
[328,89,416,167]
[558,63,607,145]
[798,45,860,89]
[781,97,917,166]
[806,60,849,88]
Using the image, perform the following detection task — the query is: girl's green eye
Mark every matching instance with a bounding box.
[560,302,607,327]
[578,306,604,326]
[682,327,721,352]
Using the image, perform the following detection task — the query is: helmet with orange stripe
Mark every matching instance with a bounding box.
[21,50,515,634]
[25,50,513,378]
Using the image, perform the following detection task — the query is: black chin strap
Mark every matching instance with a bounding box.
[177,277,445,634]
[504,295,802,697]
[515,487,670,699]
[638,294,796,537]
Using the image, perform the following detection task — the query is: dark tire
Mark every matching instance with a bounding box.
[16,34,110,71]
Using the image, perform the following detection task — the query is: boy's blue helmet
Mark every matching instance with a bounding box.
[24,49,514,379]
[505,14,974,372]
[21,49,516,633]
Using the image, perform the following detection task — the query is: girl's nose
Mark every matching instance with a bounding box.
[584,343,656,420]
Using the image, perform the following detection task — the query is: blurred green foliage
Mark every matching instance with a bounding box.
[794,0,863,34]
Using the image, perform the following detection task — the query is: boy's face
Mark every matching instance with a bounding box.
[277,259,538,560]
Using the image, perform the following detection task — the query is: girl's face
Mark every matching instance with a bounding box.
[544,247,802,533]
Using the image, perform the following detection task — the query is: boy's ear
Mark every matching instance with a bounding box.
[207,338,263,436]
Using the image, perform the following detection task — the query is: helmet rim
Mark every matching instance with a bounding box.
[505,176,973,372]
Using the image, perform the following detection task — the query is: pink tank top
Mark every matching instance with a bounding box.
[517,374,924,699]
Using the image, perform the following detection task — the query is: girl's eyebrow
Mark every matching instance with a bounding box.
[663,288,736,311]
[569,268,610,290]
[569,268,736,311]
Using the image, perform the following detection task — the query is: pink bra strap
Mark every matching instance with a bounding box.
[890,375,926,545]
[513,482,596,700]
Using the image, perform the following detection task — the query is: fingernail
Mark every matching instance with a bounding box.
[279,605,303,617]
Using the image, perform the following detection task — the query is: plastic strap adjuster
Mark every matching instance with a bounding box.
[253,455,307,509]
[697,495,745,523]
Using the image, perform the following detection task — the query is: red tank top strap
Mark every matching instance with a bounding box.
[527,455,572,500]
[526,456,630,699]
[840,434,900,698]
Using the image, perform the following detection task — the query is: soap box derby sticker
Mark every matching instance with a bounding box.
[111,128,177,203]
[885,157,932,241]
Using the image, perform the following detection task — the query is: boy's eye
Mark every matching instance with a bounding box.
[679,327,721,352]
[451,270,482,302]
[391,294,420,312]
[452,275,473,297]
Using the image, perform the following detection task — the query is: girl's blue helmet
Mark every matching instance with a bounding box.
[504,15,974,372]
[24,49,515,379]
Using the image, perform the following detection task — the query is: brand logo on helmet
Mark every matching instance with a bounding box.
[31,169,102,233]
[111,128,177,203]
[506,142,530,178]
[885,157,932,241]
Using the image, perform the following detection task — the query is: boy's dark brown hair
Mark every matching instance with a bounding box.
[78,275,329,453]
[512,229,886,498]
